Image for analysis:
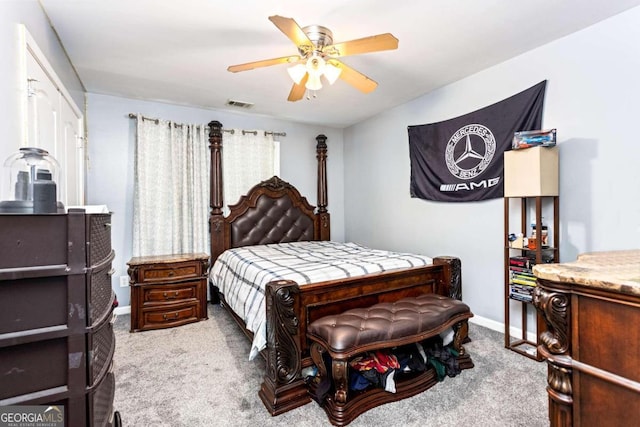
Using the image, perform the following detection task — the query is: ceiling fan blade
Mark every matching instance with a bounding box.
[287,73,309,102]
[269,15,314,52]
[323,33,398,57]
[228,55,301,73]
[328,60,378,93]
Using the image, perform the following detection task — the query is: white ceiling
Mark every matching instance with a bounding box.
[40,0,640,128]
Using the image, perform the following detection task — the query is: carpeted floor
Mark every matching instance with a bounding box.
[112,304,548,426]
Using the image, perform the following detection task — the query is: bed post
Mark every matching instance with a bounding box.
[259,280,309,415]
[208,121,225,263]
[315,134,330,241]
[433,256,462,301]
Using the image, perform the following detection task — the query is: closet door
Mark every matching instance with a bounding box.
[23,27,85,206]
[59,95,84,206]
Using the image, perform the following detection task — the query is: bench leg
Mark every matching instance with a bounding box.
[332,359,349,404]
[310,342,327,379]
[453,319,469,355]
[310,342,349,404]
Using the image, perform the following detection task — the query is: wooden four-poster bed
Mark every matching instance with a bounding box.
[206,121,463,415]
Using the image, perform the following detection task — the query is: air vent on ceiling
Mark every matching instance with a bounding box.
[226,99,254,109]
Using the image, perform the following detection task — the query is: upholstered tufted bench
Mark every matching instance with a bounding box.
[307,293,474,426]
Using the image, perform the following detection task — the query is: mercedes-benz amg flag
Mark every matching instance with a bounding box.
[408,81,546,202]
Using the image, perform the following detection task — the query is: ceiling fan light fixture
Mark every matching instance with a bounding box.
[324,62,342,85]
[227,16,398,101]
[305,73,323,91]
[287,63,307,84]
[306,54,326,77]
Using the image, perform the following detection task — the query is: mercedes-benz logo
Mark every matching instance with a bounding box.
[445,124,496,180]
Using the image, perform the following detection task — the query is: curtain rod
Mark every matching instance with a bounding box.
[128,113,286,137]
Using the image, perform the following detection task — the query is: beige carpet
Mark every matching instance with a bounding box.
[112,304,547,426]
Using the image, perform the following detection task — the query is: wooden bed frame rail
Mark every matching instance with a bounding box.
[259,257,461,414]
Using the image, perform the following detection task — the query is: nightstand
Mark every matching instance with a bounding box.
[127,253,209,332]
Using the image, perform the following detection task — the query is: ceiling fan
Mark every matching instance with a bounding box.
[227,15,399,101]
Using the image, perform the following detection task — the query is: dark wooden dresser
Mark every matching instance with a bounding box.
[127,253,209,332]
[0,209,120,426]
[533,250,640,426]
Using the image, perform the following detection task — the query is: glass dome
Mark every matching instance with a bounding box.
[0,147,64,214]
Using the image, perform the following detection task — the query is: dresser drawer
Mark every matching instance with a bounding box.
[87,252,116,325]
[139,261,202,283]
[88,312,116,387]
[87,214,112,267]
[143,282,198,304]
[0,338,68,400]
[142,303,199,329]
[89,366,115,427]
[0,275,67,334]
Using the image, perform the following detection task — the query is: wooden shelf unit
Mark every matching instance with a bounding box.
[504,195,559,361]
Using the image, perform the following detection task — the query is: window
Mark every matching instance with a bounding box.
[132,118,279,256]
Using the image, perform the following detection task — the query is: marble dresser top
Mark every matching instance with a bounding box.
[533,249,640,296]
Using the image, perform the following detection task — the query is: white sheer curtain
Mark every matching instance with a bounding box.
[132,115,209,257]
[222,129,279,209]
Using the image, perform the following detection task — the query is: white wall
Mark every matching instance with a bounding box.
[343,6,640,328]
[85,93,345,307]
[0,0,84,164]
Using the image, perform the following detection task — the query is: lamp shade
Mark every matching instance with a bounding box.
[324,62,342,84]
[305,73,323,91]
[503,146,558,197]
[287,64,307,84]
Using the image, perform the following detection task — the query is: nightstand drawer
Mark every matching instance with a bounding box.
[143,303,198,328]
[144,282,198,303]
[140,262,200,282]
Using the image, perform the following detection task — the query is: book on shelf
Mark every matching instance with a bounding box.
[511,277,537,287]
[511,272,536,282]
[509,282,535,303]
[510,270,536,280]
[510,283,534,293]
[509,265,534,274]
[509,292,533,303]
[509,256,531,268]
[509,254,555,268]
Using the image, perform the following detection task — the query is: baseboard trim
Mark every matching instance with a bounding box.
[469,315,537,342]
[469,314,503,333]
[114,305,131,315]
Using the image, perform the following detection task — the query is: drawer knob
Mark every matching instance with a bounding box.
[163,313,179,320]
[167,271,175,277]
[162,291,180,299]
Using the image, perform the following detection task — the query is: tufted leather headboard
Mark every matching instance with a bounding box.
[228,177,316,247]
[208,121,331,262]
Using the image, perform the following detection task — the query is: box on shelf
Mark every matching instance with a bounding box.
[504,146,558,197]
[512,129,556,150]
